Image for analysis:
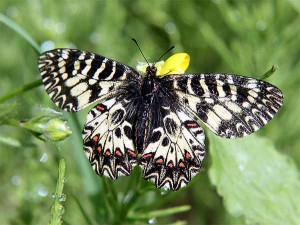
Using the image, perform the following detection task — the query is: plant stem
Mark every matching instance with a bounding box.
[67,113,99,195]
[0,79,42,103]
[128,205,191,220]
[49,159,66,225]
[116,172,144,224]
[0,13,41,54]
[102,178,120,221]
[261,65,278,80]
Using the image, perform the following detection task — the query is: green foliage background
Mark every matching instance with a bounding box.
[1,0,299,224]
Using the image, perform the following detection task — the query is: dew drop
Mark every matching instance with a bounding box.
[160,187,169,195]
[52,193,58,198]
[89,32,101,44]
[233,10,241,20]
[238,164,245,172]
[55,22,66,34]
[39,153,48,163]
[6,6,19,18]
[41,40,55,52]
[11,175,21,186]
[43,18,54,30]
[256,20,267,31]
[148,217,156,224]
[58,206,65,216]
[165,22,176,35]
[37,186,48,197]
[59,194,66,202]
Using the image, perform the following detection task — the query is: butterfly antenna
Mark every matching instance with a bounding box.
[153,45,175,66]
[132,38,150,66]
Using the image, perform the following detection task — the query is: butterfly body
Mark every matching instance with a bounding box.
[38,48,283,190]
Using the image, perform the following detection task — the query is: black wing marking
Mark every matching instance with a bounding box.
[82,96,138,179]
[38,48,141,112]
[139,103,205,191]
[161,73,283,138]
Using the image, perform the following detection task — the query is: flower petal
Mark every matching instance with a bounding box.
[158,53,190,76]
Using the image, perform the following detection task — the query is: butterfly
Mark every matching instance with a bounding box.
[38,48,283,190]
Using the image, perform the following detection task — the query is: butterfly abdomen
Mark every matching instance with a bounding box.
[135,71,166,153]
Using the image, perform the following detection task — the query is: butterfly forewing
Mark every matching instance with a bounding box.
[38,49,141,112]
[161,73,284,138]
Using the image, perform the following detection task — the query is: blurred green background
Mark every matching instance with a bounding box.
[1,1,300,224]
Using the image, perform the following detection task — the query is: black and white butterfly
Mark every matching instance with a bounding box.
[38,48,283,190]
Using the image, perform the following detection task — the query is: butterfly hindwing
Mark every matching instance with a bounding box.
[162,73,284,138]
[140,104,205,190]
[38,49,140,112]
[82,97,138,179]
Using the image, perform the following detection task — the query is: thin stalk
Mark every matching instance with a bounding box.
[67,113,99,195]
[261,65,278,80]
[71,193,95,225]
[49,159,66,225]
[102,178,120,219]
[0,13,40,54]
[0,79,42,103]
[116,172,145,224]
[127,205,191,220]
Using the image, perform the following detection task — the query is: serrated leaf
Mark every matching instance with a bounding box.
[208,133,300,225]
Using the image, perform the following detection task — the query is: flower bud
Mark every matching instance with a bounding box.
[21,116,71,142]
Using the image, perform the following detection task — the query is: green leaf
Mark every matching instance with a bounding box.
[208,134,300,225]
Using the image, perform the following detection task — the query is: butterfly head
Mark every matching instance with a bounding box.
[146,65,157,77]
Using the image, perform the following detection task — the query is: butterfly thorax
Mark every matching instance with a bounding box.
[135,65,160,153]
[141,65,159,102]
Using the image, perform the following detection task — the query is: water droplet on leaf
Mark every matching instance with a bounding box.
[59,194,66,202]
[148,217,156,224]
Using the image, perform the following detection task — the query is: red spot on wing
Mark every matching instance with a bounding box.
[92,135,99,143]
[96,104,106,111]
[167,162,174,168]
[105,149,111,156]
[127,149,137,157]
[186,122,198,127]
[178,161,185,168]
[155,158,164,164]
[115,148,123,157]
[97,145,103,153]
[185,151,192,160]
[141,153,154,159]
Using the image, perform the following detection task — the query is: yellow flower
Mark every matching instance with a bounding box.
[158,53,190,76]
[136,53,190,77]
